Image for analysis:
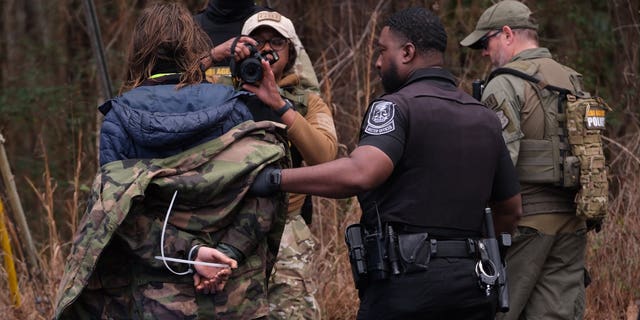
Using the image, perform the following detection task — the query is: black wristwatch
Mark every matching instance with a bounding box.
[275,99,293,117]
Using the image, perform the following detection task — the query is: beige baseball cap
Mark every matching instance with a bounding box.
[460,0,538,49]
[242,11,304,51]
[242,11,301,43]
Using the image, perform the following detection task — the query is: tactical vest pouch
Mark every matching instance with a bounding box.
[516,139,559,183]
[516,140,579,187]
[565,95,611,219]
[563,156,580,188]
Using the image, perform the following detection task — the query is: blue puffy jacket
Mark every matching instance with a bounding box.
[99,83,253,166]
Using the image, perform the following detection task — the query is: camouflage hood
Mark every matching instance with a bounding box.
[55,120,290,319]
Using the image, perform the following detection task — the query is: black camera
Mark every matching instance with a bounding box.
[231,44,278,84]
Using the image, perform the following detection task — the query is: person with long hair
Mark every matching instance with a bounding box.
[100,2,256,165]
[55,2,291,319]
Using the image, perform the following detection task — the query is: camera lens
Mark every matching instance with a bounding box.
[230,43,266,84]
[239,59,263,84]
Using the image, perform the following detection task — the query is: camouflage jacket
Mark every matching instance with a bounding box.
[55,120,290,319]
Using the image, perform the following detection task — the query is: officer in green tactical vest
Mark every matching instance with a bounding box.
[461,1,609,319]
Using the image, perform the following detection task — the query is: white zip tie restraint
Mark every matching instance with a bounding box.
[153,256,230,269]
[155,190,230,275]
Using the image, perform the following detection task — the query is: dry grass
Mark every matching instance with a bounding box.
[310,197,361,319]
[584,131,640,320]
[0,133,84,319]
[1,1,639,319]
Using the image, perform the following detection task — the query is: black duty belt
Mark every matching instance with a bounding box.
[429,239,477,259]
[392,233,479,275]
[347,223,484,282]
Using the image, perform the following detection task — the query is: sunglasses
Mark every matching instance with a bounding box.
[478,30,502,50]
[254,37,288,51]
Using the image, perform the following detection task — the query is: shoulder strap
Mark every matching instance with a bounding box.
[488,67,572,96]
[488,67,573,113]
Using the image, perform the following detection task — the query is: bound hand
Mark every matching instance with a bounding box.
[193,246,238,294]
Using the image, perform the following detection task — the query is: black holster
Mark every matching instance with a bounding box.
[345,223,395,288]
[346,223,437,288]
[363,228,389,281]
[345,224,368,288]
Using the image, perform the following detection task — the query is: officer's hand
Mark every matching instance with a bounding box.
[193,246,238,294]
[248,166,282,197]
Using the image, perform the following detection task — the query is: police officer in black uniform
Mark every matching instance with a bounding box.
[249,7,522,320]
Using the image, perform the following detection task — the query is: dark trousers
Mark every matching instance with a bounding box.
[357,257,497,320]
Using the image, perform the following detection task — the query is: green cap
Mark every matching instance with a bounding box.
[460,1,538,49]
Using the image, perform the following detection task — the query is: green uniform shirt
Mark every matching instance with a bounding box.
[482,48,585,234]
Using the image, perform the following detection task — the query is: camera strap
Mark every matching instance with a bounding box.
[228,35,243,82]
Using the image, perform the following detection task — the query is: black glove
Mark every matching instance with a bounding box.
[248,166,282,197]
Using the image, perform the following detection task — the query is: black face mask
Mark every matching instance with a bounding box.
[208,0,254,19]
[380,60,405,93]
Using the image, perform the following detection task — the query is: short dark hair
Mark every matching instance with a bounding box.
[284,40,297,74]
[384,7,447,54]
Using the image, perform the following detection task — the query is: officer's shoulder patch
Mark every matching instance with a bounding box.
[496,110,509,129]
[364,100,396,135]
[483,93,499,110]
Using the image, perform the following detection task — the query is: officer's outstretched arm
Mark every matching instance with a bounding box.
[282,145,393,198]
[490,193,522,235]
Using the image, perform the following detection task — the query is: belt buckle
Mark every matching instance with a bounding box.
[429,239,437,256]
[466,239,477,256]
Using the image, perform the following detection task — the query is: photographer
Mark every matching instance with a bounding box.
[195,1,320,92]
[241,10,338,319]
[55,3,292,319]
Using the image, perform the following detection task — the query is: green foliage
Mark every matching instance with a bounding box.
[0,85,66,116]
